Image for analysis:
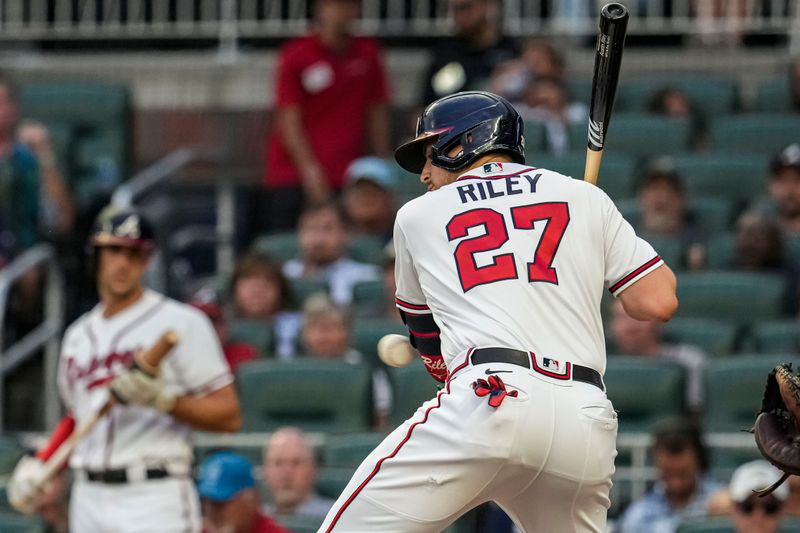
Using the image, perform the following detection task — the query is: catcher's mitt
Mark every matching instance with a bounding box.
[752,363,800,496]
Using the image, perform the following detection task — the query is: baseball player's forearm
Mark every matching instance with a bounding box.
[168,384,241,432]
[618,264,678,322]
[367,104,391,158]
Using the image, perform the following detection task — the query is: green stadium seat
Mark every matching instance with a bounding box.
[389,364,442,426]
[675,271,787,324]
[676,517,735,533]
[750,320,800,354]
[237,359,372,432]
[0,437,25,475]
[288,278,330,307]
[709,445,763,484]
[754,77,792,112]
[229,319,273,356]
[663,318,738,357]
[392,164,426,199]
[616,77,739,116]
[636,233,683,268]
[781,518,800,532]
[603,357,687,433]
[315,465,355,500]
[566,79,593,106]
[704,355,798,432]
[703,234,735,269]
[324,432,387,467]
[193,444,264,470]
[348,236,385,265]
[616,196,733,238]
[679,517,800,533]
[569,114,692,158]
[522,121,549,157]
[785,235,800,267]
[251,233,298,264]
[351,281,388,317]
[351,318,407,367]
[21,83,132,209]
[0,512,45,533]
[688,197,735,234]
[671,154,768,205]
[529,152,637,200]
[252,233,385,266]
[276,514,326,533]
[711,114,800,155]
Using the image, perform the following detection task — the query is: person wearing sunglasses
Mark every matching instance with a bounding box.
[729,460,789,533]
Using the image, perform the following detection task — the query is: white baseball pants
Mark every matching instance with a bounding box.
[319,356,618,533]
[70,476,202,533]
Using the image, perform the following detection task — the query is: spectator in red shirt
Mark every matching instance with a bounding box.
[198,452,291,533]
[191,301,260,372]
[263,0,391,232]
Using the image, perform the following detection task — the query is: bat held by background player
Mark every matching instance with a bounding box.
[7,330,179,514]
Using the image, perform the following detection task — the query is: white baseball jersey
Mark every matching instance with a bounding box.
[393,162,663,375]
[57,289,233,470]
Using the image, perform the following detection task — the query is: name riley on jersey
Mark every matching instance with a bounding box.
[456,170,542,204]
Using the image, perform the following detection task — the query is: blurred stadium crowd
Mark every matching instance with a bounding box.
[0,0,800,531]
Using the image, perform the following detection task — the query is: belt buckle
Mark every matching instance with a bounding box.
[531,352,572,381]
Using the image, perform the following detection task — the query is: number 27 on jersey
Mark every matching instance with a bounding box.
[446,202,570,293]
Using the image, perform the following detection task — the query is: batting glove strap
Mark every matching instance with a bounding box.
[8,455,47,515]
[110,366,176,413]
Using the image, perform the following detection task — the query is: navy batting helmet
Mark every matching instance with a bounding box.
[394,91,525,174]
[89,207,156,253]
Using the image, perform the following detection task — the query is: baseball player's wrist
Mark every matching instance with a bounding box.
[153,391,177,413]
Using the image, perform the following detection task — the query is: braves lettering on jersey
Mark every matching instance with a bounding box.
[57,289,232,470]
[321,162,663,532]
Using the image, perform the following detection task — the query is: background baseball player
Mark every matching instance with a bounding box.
[319,91,678,532]
[7,207,241,532]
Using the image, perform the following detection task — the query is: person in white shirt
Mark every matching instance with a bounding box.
[282,203,379,306]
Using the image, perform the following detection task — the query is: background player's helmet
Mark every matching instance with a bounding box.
[88,206,156,253]
[394,91,525,174]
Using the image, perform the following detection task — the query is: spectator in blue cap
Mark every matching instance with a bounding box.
[198,452,291,533]
[342,156,398,242]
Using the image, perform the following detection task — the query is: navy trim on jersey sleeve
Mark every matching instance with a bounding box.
[395,297,430,314]
[609,255,664,296]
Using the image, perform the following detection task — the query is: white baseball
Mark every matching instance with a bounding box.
[377,334,415,368]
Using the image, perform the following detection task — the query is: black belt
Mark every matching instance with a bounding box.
[471,347,604,391]
[85,466,170,484]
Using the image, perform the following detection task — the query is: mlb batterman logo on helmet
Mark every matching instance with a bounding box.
[394,91,526,174]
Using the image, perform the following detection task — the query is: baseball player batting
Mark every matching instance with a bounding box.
[7,207,241,532]
[319,91,678,532]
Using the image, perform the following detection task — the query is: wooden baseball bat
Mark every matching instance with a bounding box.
[38,330,179,483]
[584,3,629,185]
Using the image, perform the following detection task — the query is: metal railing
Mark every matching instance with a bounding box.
[0,0,796,42]
[0,243,65,433]
[111,146,237,288]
